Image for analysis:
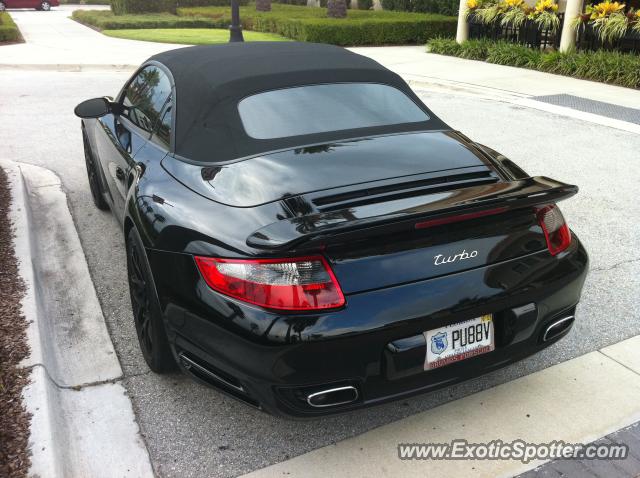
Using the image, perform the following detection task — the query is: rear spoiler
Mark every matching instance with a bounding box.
[247,176,578,251]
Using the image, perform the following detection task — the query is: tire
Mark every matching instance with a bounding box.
[126,227,177,373]
[40,1,51,10]
[0,3,6,12]
[82,131,109,211]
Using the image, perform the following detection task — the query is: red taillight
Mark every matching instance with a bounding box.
[194,256,345,311]
[537,205,571,256]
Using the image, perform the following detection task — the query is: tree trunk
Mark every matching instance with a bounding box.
[256,0,272,12]
[327,0,347,18]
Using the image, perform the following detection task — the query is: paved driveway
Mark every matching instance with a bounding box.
[2,66,639,477]
[1,5,179,67]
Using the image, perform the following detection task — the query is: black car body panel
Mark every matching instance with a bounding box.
[77,43,588,417]
[146,238,587,417]
[162,131,496,207]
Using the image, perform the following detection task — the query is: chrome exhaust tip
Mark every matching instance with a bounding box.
[542,316,575,342]
[306,386,359,408]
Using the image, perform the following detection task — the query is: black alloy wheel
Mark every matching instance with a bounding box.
[126,227,176,373]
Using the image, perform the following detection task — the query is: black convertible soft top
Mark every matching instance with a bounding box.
[149,42,449,163]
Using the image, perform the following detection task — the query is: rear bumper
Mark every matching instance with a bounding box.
[149,235,588,418]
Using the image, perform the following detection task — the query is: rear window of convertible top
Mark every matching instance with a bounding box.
[237,83,430,140]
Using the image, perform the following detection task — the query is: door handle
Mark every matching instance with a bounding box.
[115,167,126,181]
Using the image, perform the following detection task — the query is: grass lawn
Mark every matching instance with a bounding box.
[103,28,289,44]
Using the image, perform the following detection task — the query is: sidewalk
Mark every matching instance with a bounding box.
[242,336,640,478]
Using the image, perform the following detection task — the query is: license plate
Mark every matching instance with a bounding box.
[424,314,494,370]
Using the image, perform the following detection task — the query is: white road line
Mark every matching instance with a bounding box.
[242,337,640,478]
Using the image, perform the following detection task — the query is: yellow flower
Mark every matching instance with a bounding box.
[591,0,625,18]
[534,0,559,13]
[467,0,478,9]
[503,0,524,8]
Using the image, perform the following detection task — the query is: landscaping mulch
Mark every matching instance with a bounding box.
[0,166,32,478]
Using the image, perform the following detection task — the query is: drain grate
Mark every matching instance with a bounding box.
[532,94,640,125]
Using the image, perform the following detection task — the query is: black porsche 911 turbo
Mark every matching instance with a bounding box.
[75,42,588,418]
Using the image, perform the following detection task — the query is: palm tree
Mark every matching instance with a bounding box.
[256,0,271,12]
[327,0,347,17]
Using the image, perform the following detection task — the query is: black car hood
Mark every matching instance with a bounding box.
[162,131,495,207]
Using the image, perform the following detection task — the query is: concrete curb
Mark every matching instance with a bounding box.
[1,159,155,478]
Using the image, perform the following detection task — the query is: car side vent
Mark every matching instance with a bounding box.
[312,170,499,211]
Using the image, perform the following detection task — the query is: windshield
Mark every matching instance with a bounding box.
[237,83,430,140]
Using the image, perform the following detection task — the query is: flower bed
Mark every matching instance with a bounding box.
[465,0,562,48]
[72,10,215,29]
[572,1,640,53]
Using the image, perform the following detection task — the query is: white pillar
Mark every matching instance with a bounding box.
[456,0,469,44]
[559,0,582,52]
[373,0,382,10]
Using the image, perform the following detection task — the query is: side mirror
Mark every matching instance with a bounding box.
[74,97,113,119]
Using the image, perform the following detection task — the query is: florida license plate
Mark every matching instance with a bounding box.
[424,314,494,370]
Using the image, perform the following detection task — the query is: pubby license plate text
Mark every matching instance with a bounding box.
[424,314,495,370]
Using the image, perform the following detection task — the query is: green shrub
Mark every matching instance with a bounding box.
[485,41,541,67]
[382,0,458,16]
[426,36,461,54]
[60,0,111,4]
[356,0,373,9]
[72,9,213,29]
[176,0,250,6]
[0,12,21,43]
[176,4,457,45]
[109,0,249,13]
[458,37,491,59]
[381,0,411,11]
[74,3,456,45]
[111,0,177,14]
[412,0,457,15]
[426,37,640,89]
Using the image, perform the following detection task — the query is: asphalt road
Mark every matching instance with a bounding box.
[2,70,638,478]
